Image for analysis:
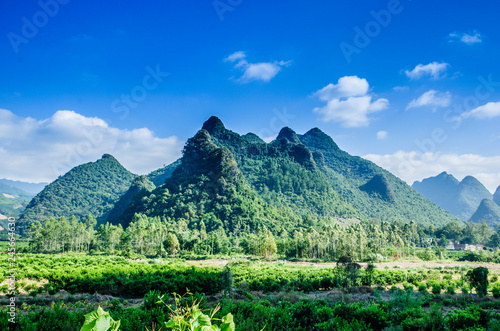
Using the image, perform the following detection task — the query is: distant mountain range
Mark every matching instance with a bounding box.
[0,179,48,195]
[413,172,500,226]
[19,116,460,235]
[495,186,500,206]
[469,198,500,228]
[0,182,35,230]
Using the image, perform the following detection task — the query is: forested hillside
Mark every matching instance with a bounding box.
[202,116,458,226]
[19,154,136,230]
[20,117,460,235]
[113,129,310,236]
[469,198,500,228]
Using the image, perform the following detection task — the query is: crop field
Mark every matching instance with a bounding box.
[2,253,500,330]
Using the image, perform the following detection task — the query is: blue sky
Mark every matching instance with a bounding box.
[1,0,500,192]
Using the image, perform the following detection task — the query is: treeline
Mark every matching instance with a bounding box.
[432,220,499,247]
[26,212,498,259]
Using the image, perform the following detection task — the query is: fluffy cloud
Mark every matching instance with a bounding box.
[449,31,483,44]
[460,102,500,120]
[313,76,389,128]
[224,51,291,83]
[406,90,451,110]
[0,109,183,183]
[377,131,388,140]
[405,62,449,80]
[364,151,500,193]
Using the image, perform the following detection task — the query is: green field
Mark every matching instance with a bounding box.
[2,253,500,330]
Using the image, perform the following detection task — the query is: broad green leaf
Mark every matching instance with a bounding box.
[221,314,233,325]
[94,317,111,331]
[220,313,235,331]
[81,306,121,331]
[195,326,216,331]
[197,313,212,326]
[110,319,121,331]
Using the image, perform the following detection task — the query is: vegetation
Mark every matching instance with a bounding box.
[25,210,500,262]
[19,154,136,228]
[3,255,500,330]
[469,198,500,228]
[20,117,461,238]
[5,116,500,330]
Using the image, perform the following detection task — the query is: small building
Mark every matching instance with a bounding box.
[453,243,476,251]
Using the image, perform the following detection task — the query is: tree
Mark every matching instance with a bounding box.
[489,233,500,248]
[466,267,489,297]
[27,221,43,252]
[261,230,277,258]
[165,233,180,256]
[85,215,97,252]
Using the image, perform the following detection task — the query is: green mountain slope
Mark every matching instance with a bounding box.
[146,159,181,187]
[494,186,500,207]
[117,129,306,234]
[20,116,460,235]
[106,175,156,228]
[19,154,136,229]
[413,173,493,220]
[201,117,360,221]
[294,127,458,226]
[469,198,500,228]
[142,116,455,227]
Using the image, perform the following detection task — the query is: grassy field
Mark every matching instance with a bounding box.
[1,253,500,330]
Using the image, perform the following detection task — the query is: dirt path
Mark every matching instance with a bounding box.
[184,259,500,271]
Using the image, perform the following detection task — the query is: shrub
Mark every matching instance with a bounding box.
[418,283,427,293]
[447,286,456,295]
[466,267,489,297]
[491,283,500,298]
[432,285,442,294]
[445,306,490,331]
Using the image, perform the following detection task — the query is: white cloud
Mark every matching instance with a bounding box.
[313,76,389,128]
[377,131,388,140]
[0,109,183,183]
[393,86,409,92]
[449,31,483,44]
[364,151,500,193]
[224,51,291,83]
[224,51,246,62]
[460,102,500,120]
[405,62,449,80]
[406,90,451,110]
